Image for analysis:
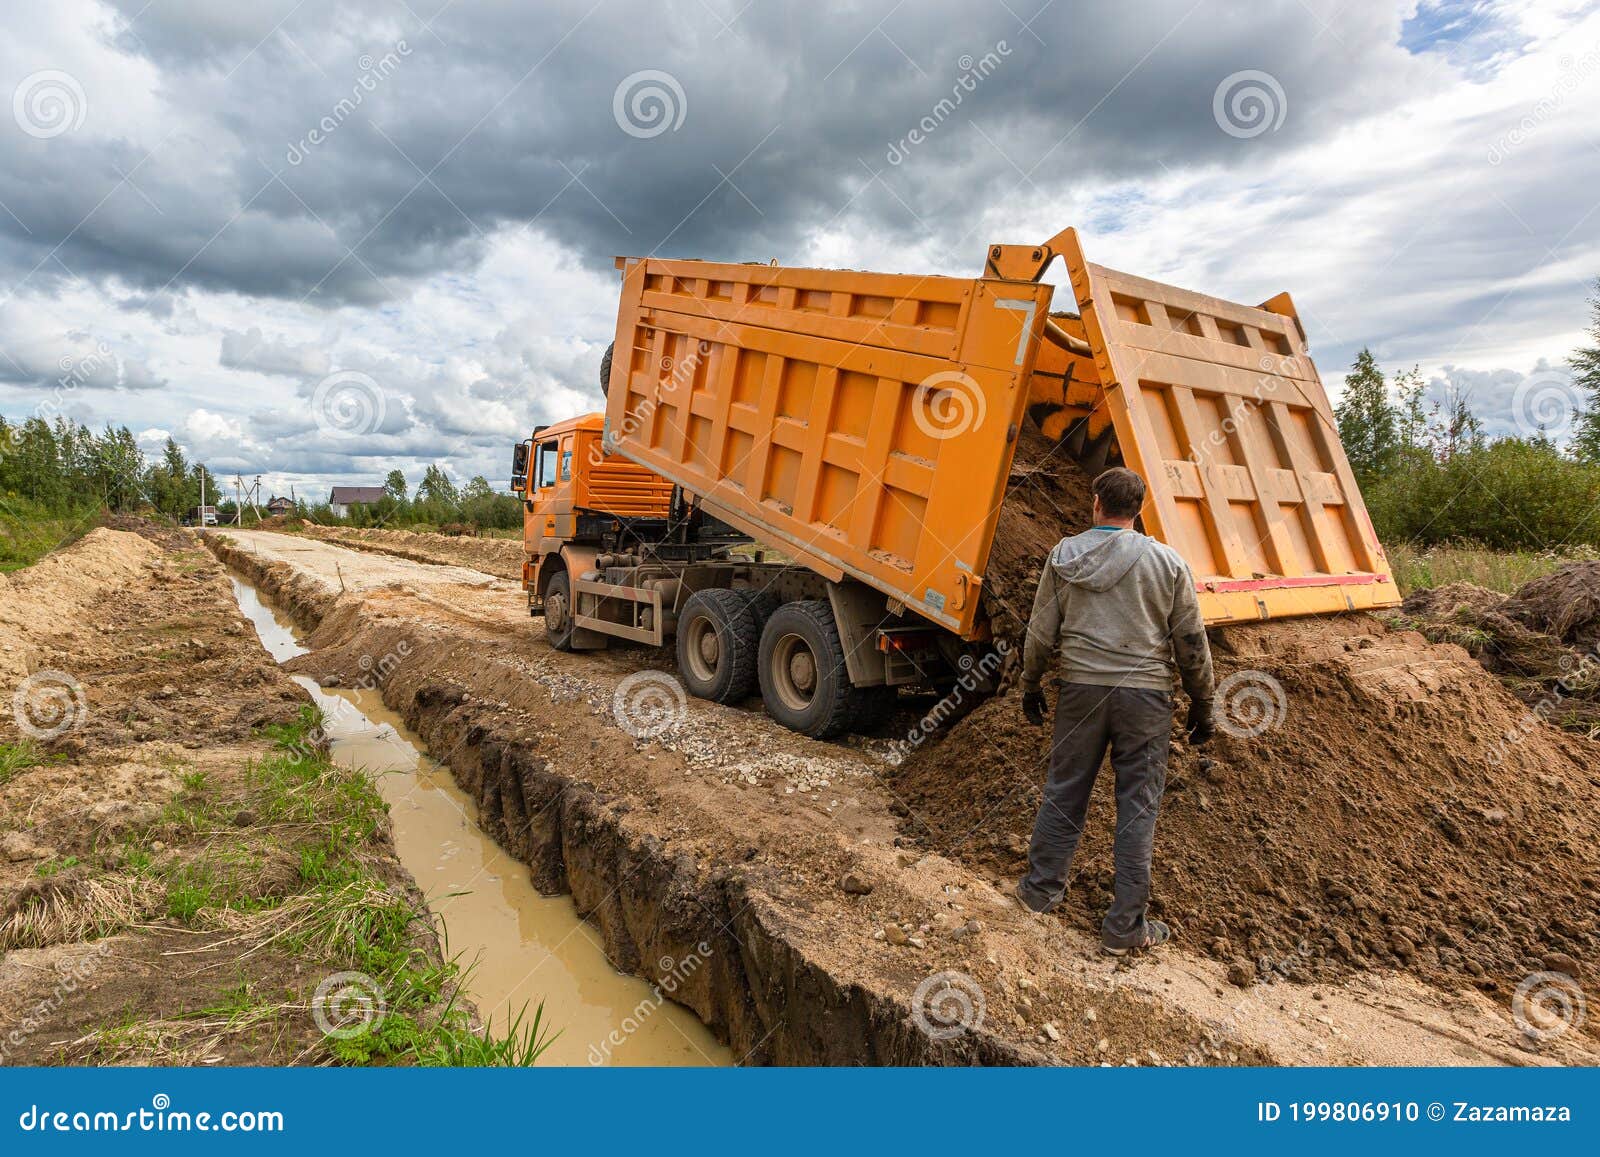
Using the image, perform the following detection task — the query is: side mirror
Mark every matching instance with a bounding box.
[510,440,531,493]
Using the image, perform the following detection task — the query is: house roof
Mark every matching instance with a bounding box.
[328,486,386,504]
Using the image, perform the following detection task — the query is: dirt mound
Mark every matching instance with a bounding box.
[1398,572,1599,737]
[301,525,523,579]
[1502,561,1600,647]
[891,613,1600,1004]
[980,424,1094,643]
[0,527,163,682]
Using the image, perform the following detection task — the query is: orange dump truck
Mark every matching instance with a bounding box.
[513,227,1400,737]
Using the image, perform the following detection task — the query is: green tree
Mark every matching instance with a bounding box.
[384,468,408,500]
[1336,348,1398,485]
[1571,279,1600,463]
[417,464,459,508]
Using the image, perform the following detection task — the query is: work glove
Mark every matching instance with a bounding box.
[1022,690,1047,727]
[1186,698,1216,746]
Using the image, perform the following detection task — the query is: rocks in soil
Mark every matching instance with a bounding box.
[839,871,874,895]
[1226,961,1255,988]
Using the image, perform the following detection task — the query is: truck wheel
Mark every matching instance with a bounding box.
[758,600,855,738]
[544,571,576,652]
[677,588,760,704]
[599,342,614,397]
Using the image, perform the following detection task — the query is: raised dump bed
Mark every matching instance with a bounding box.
[602,227,1401,636]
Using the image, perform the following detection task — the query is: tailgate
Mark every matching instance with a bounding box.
[1059,229,1401,621]
[604,257,1053,638]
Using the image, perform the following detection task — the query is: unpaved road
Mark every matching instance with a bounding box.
[213,528,1597,1066]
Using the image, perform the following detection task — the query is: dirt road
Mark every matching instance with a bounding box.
[210,528,1595,1066]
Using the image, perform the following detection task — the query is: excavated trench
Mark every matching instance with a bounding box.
[208,533,1049,1065]
[226,571,728,1066]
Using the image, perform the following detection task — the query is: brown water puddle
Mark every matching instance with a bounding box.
[227,575,728,1067]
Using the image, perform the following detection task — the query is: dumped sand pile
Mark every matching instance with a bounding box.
[981,424,1094,643]
[893,441,1600,1007]
[892,614,1600,999]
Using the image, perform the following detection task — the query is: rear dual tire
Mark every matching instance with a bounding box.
[676,588,761,704]
[757,600,857,739]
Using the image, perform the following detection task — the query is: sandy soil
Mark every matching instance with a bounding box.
[297,525,525,580]
[0,527,454,1065]
[206,528,1599,1066]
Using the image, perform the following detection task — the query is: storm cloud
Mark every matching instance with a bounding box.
[0,0,1596,493]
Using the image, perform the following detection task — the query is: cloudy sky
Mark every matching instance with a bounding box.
[1,0,1597,499]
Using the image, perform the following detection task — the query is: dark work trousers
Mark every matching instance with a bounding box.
[1018,681,1173,949]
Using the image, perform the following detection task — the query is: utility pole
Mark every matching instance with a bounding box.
[199,464,206,528]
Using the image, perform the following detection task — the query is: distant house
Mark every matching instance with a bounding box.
[265,496,295,516]
[328,486,386,518]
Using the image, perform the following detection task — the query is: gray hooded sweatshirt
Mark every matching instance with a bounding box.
[1019,527,1214,701]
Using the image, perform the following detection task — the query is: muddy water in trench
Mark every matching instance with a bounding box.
[226,575,729,1067]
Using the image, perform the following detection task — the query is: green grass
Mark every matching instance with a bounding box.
[1386,542,1598,596]
[0,499,101,571]
[0,740,44,785]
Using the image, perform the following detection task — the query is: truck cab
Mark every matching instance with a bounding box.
[510,412,674,626]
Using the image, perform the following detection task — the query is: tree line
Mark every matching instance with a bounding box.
[0,414,520,531]
[1334,283,1600,550]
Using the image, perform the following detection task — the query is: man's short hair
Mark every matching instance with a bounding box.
[1092,467,1147,520]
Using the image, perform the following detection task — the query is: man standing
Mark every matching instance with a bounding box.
[1015,466,1215,954]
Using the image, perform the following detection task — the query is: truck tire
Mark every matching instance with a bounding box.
[544,571,576,652]
[599,342,614,397]
[758,600,855,738]
[677,588,760,704]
